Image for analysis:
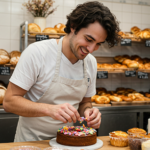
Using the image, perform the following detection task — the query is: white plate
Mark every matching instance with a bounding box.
[49,138,103,150]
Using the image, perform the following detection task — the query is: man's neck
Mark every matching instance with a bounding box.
[62,35,79,64]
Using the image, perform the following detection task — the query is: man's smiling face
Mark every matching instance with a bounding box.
[69,21,107,60]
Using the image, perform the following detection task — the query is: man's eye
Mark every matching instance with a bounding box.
[86,37,92,42]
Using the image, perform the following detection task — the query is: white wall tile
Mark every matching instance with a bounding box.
[51,17,63,27]
[11,2,24,15]
[142,14,150,24]
[101,2,112,10]
[10,26,19,40]
[132,5,141,13]
[112,3,122,11]
[141,24,150,30]
[122,12,132,23]
[142,6,150,14]
[132,13,141,24]
[10,40,20,52]
[0,14,10,26]
[112,11,122,22]
[0,40,10,51]
[131,23,142,29]
[46,15,52,27]
[0,26,10,40]
[122,23,132,31]
[64,0,76,7]
[53,0,64,7]
[0,1,11,13]
[132,0,140,4]
[51,6,63,18]
[12,0,24,2]
[24,14,34,24]
[123,4,132,12]
[11,14,24,27]
[63,7,74,17]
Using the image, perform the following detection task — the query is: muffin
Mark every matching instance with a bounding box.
[109,131,128,147]
[128,128,146,136]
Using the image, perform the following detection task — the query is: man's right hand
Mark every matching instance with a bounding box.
[49,103,80,123]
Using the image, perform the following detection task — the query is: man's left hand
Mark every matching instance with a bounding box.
[84,108,101,129]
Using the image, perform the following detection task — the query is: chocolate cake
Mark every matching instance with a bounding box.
[56,125,97,146]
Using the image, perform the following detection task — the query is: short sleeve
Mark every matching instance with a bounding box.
[10,44,42,91]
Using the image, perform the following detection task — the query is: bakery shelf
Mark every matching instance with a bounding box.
[2,64,15,70]
[97,68,135,73]
[22,32,66,39]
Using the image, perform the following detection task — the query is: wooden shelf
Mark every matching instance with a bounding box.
[22,32,66,39]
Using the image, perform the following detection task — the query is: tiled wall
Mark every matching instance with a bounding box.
[0,0,150,91]
[0,0,150,52]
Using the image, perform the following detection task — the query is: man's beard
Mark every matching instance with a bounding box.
[69,35,87,60]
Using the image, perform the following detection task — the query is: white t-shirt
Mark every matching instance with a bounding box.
[10,39,97,102]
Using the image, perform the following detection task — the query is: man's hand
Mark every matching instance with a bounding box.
[50,103,80,124]
[84,108,101,129]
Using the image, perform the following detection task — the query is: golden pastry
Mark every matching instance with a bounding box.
[110,131,128,147]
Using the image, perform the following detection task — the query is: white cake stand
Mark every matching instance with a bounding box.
[49,138,103,150]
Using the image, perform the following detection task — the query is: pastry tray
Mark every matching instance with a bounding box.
[111,101,150,105]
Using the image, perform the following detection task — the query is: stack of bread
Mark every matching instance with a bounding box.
[131,26,150,39]
[114,55,150,70]
[0,49,21,66]
[109,127,148,147]
[118,31,134,38]
[27,23,66,34]
[91,87,150,104]
[97,63,128,69]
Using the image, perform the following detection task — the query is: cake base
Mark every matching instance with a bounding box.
[56,132,97,146]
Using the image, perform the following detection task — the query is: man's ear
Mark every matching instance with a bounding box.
[70,28,75,33]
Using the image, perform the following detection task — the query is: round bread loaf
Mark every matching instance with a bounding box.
[54,23,66,33]
[0,49,10,65]
[28,23,41,33]
[42,27,57,33]
[10,51,21,66]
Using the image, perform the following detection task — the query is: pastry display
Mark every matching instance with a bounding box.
[95,96,110,104]
[10,51,21,66]
[113,55,150,70]
[109,131,128,147]
[57,125,97,146]
[93,87,150,104]
[0,85,6,104]
[131,26,150,39]
[42,27,57,34]
[0,49,10,65]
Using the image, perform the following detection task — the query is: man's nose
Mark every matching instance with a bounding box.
[87,44,99,53]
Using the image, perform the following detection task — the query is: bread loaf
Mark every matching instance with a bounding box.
[0,85,6,104]
[131,26,141,34]
[28,23,41,33]
[54,23,66,33]
[0,49,10,65]
[42,27,57,33]
[10,51,21,66]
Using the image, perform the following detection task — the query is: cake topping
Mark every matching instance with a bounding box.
[58,125,96,136]
[79,117,88,123]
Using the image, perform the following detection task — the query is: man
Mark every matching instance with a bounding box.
[3,1,120,142]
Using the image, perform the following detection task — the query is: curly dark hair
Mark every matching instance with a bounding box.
[64,1,121,47]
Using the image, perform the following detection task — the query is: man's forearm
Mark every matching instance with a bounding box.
[3,96,51,117]
[78,101,92,117]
